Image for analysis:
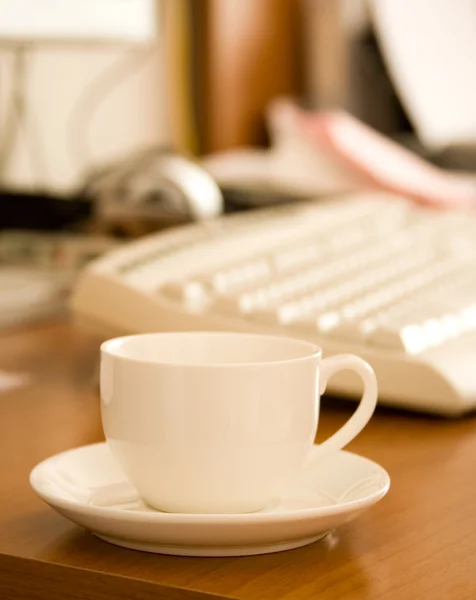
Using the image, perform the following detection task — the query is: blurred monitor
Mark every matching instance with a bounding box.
[369,0,476,153]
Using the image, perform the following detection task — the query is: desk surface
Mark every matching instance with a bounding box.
[0,320,475,600]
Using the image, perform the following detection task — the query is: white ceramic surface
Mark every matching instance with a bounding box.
[30,442,390,557]
[100,332,378,513]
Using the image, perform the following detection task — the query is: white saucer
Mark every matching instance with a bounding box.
[30,442,390,557]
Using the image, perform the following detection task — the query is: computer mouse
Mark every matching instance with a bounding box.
[82,148,224,229]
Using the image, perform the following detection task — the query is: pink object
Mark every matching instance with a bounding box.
[270,100,476,209]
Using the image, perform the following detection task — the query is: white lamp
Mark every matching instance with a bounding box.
[0,0,159,192]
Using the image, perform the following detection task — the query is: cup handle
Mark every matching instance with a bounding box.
[317,354,378,456]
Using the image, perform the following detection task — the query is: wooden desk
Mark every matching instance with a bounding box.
[1,320,475,600]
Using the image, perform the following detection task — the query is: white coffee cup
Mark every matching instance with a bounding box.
[100,331,377,514]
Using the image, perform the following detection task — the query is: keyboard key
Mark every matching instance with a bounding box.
[273,242,321,272]
[369,297,476,353]
[161,280,210,308]
[317,312,341,332]
[157,195,476,360]
[211,259,271,294]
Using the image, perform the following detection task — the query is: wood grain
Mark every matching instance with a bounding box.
[0,554,227,600]
[1,319,476,599]
[200,0,302,152]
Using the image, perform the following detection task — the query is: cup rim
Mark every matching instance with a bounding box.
[101,331,322,368]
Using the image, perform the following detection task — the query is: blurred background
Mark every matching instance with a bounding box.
[0,0,475,328]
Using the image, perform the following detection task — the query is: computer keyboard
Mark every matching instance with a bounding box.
[71,192,476,415]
